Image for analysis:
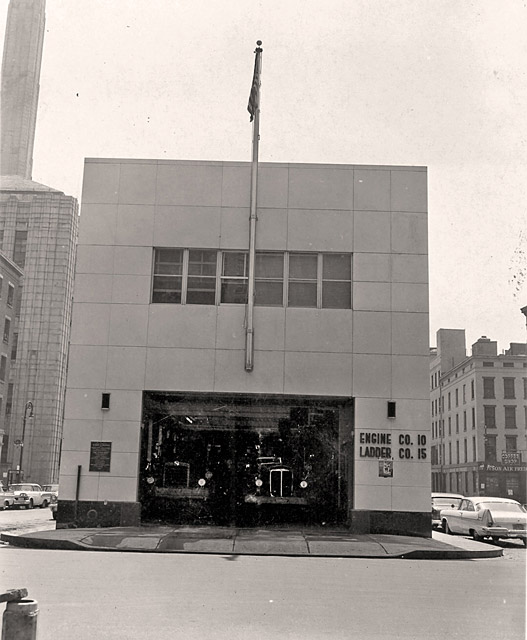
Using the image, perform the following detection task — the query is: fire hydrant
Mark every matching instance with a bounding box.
[1,588,38,640]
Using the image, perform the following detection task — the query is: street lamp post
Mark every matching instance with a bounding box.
[17,401,34,482]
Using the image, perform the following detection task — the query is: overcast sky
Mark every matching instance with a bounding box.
[1,0,526,352]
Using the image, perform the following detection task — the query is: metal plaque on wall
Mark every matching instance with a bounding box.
[89,441,112,472]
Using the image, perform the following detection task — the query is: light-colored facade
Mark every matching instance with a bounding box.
[59,158,430,534]
[430,329,527,504]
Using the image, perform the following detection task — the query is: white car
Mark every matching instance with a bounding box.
[8,483,49,509]
[431,492,464,529]
[441,496,527,546]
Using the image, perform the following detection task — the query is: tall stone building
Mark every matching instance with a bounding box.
[0,0,78,485]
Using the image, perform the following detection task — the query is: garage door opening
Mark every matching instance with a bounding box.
[140,393,352,527]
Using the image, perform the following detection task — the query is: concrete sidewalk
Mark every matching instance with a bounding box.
[0,526,503,559]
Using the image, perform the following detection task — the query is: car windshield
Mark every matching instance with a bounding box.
[478,502,524,513]
[432,498,462,508]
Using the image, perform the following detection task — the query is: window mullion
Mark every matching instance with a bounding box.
[284,252,289,307]
[317,253,322,309]
[181,249,189,304]
[216,251,222,305]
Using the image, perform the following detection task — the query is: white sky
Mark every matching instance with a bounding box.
[1,0,526,352]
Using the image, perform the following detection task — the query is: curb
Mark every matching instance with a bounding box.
[0,531,504,559]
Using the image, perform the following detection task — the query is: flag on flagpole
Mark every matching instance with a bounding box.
[247,44,262,122]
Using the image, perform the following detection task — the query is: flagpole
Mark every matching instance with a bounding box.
[245,40,263,372]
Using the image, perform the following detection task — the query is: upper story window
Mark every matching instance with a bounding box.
[151,249,352,309]
[288,253,318,307]
[13,229,28,268]
[152,248,183,303]
[187,250,217,305]
[0,355,6,382]
[504,406,517,429]
[221,252,248,304]
[322,253,352,308]
[483,405,496,428]
[503,377,515,399]
[7,284,14,308]
[483,377,495,399]
[255,253,284,306]
[502,362,514,368]
[3,318,10,344]
[482,361,494,367]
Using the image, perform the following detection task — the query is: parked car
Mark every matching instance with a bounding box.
[8,483,49,509]
[49,493,58,520]
[41,484,59,500]
[431,492,463,529]
[1,487,16,510]
[440,496,527,546]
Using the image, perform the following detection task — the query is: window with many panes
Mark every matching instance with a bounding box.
[187,250,217,304]
[503,377,515,399]
[505,435,517,451]
[152,248,183,303]
[504,406,516,429]
[152,249,352,308]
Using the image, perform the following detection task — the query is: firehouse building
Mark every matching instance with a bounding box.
[58,158,430,535]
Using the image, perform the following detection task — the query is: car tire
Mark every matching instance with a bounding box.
[522,537,527,548]
[442,519,452,534]
[472,530,484,542]
[41,500,48,508]
[28,499,34,509]
[491,537,500,544]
